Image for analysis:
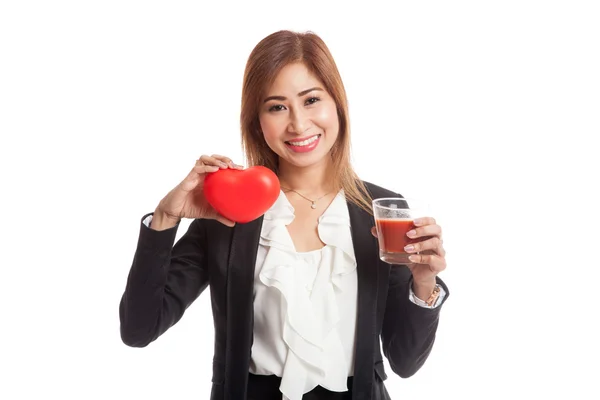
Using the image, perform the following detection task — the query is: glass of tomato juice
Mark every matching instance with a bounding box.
[373,197,428,265]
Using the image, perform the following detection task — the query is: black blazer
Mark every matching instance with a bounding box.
[119,181,449,400]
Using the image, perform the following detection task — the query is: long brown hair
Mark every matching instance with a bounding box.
[240,30,373,214]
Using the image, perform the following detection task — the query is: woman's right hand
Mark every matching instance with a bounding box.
[151,154,243,230]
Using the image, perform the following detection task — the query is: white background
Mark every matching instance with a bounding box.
[1,1,599,399]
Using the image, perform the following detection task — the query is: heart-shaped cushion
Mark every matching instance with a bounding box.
[203,166,280,223]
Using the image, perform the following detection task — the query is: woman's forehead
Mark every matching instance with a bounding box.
[266,63,323,95]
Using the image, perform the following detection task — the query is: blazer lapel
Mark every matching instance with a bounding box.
[224,216,263,400]
[347,201,379,399]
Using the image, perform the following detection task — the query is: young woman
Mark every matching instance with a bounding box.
[119,30,449,400]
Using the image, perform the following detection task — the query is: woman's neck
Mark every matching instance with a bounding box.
[278,159,334,196]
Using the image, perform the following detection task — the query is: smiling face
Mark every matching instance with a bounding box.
[258,62,340,171]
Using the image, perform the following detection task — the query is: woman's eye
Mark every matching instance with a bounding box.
[306,97,320,105]
[268,104,285,112]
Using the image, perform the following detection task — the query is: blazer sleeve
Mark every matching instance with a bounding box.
[381,265,449,378]
[119,213,209,348]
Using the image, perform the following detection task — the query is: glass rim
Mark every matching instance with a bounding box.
[372,197,427,211]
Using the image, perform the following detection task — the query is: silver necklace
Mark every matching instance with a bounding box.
[281,186,331,209]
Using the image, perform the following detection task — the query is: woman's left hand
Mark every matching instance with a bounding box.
[371,217,446,286]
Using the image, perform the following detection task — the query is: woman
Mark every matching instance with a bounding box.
[119,30,449,400]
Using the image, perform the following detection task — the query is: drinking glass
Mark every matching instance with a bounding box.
[372,197,428,265]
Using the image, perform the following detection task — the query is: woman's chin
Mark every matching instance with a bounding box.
[279,151,331,170]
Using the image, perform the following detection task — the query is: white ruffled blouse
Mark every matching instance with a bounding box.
[249,190,358,400]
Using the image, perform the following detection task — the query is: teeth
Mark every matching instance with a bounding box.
[288,135,320,146]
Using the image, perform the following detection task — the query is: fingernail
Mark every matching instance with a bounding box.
[413,218,422,226]
[404,245,415,252]
[407,230,416,238]
[408,255,418,263]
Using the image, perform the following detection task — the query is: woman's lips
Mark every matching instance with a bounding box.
[285,134,321,153]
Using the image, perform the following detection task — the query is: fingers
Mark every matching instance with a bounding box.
[193,163,220,174]
[413,217,436,227]
[181,156,226,192]
[371,226,378,238]
[198,154,244,170]
[187,154,244,188]
[407,219,442,241]
[198,154,228,169]
[179,163,218,192]
[404,236,446,257]
[214,154,244,170]
[215,213,236,227]
[405,233,446,273]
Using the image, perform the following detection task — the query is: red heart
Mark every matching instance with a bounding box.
[203,166,280,223]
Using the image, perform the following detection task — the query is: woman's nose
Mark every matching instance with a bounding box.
[288,109,310,134]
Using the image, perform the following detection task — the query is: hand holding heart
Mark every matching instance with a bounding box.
[155,154,245,227]
[155,154,280,228]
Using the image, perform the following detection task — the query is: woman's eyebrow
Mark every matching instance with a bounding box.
[263,87,323,103]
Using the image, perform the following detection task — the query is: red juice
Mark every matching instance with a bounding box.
[376,219,418,264]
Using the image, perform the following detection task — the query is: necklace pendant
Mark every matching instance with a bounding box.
[311,202,317,209]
